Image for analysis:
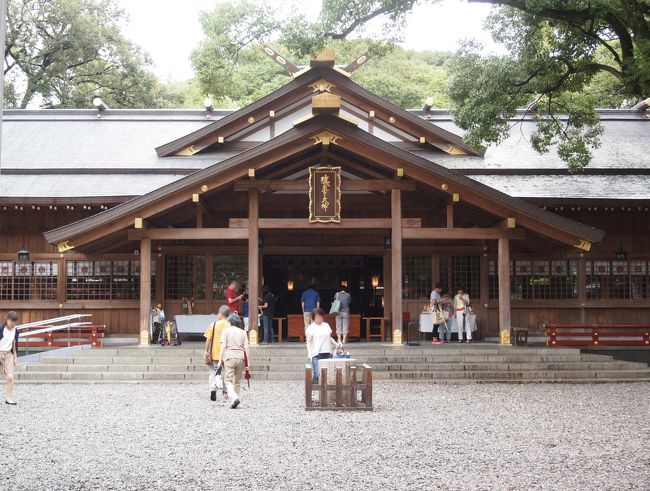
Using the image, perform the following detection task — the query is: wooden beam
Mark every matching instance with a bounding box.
[498,237,511,342]
[403,228,525,240]
[128,229,248,240]
[139,237,151,345]
[196,202,204,228]
[248,189,260,345]
[391,189,403,344]
[234,179,416,192]
[229,218,421,229]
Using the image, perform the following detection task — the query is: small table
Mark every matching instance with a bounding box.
[273,317,285,342]
[365,317,386,342]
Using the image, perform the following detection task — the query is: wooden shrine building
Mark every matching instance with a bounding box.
[1,49,648,344]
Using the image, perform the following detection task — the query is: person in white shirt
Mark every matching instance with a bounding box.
[306,308,338,383]
[0,311,20,405]
[454,287,472,343]
[429,284,447,344]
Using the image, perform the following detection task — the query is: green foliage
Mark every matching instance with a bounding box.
[4,0,163,108]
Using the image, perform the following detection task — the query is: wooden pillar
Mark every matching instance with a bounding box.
[248,189,259,345]
[497,237,511,344]
[57,255,66,307]
[446,204,454,228]
[578,254,587,324]
[391,189,403,344]
[139,237,152,345]
[479,252,489,338]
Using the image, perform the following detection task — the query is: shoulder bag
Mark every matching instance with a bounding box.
[329,292,341,316]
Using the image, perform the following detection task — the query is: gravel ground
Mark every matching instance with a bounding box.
[1,382,649,491]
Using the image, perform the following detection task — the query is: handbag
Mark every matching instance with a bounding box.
[204,322,217,366]
[432,306,445,325]
[329,292,341,316]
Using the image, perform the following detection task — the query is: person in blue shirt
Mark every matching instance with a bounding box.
[301,285,321,335]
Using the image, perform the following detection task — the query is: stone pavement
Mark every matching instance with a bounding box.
[1,382,648,490]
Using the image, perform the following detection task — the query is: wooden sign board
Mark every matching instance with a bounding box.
[309,165,341,223]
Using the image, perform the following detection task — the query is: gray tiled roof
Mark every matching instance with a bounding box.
[0,108,648,200]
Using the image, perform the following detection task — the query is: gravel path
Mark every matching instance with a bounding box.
[1,382,649,490]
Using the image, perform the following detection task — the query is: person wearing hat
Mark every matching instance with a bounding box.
[219,313,250,409]
[0,311,20,405]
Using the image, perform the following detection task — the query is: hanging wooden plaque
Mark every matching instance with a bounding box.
[309,165,341,223]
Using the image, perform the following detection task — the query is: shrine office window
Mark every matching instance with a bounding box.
[213,255,247,300]
[488,260,577,300]
[402,256,431,299]
[165,255,206,300]
[587,260,648,300]
[0,261,58,301]
[66,260,154,301]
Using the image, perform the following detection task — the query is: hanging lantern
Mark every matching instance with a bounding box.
[287,279,294,291]
[371,275,380,288]
[17,249,30,262]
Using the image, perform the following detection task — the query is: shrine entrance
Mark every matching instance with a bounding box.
[262,254,385,318]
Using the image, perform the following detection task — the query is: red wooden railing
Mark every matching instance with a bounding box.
[544,324,650,347]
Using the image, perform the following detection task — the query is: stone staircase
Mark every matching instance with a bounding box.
[15,343,650,383]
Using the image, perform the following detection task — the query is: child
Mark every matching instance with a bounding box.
[0,311,20,405]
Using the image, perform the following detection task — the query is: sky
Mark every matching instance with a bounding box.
[116,0,501,81]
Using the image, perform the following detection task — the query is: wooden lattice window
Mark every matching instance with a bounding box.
[165,255,205,300]
[0,261,58,301]
[402,256,431,299]
[212,255,247,300]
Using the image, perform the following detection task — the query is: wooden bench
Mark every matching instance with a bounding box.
[287,314,361,342]
[544,324,650,347]
[304,363,373,411]
[19,325,105,348]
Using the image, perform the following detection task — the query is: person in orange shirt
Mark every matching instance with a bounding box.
[204,305,230,402]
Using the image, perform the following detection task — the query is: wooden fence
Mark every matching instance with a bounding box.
[544,324,650,347]
[304,363,373,411]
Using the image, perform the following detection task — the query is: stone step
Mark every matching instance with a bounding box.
[14,369,650,383]
[39,354,601,366]
[22,360,646,373]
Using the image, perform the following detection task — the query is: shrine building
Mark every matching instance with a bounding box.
[1,49,648,344]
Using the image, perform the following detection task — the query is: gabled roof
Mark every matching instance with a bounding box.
[44,113,604,251]
[154,65,483,158]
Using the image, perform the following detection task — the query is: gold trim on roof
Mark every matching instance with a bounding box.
[308,79,336,93]
[310,131,341,146]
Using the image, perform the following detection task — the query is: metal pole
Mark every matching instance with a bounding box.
[0,0,7,176]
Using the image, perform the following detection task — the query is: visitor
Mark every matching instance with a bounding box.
[204,305,230,402]
[306,308,338,383]
[260,286,276,344]
[439,291,452,343]
[301,285,321,335]
[242,296,249,332]
[219,313,250,409]
[430,284,444,344]
[0,311,20,405]
[454,287,472,343]
[151,304,164,341]
[225,280,245,315]
[335,285,351,346]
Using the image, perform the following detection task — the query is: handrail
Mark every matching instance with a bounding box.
[20,322,94,338]
[16,314,92,331]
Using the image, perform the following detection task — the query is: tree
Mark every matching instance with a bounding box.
[294,0,650,171]
[191,3,451,109]
[4,0,167,108]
